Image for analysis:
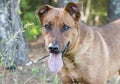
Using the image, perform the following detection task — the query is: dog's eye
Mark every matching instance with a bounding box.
[44,23,51,31]
[61,25,70,32]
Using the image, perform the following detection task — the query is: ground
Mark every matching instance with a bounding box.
[0,36,119,84]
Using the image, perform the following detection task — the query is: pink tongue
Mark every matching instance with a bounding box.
[48,53,63,73]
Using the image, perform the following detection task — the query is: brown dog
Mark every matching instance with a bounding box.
[37,2,120,84]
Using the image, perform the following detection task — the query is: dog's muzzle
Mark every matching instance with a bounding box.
[48,41,70,55]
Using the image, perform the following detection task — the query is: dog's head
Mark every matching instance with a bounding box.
[37,2,82,73]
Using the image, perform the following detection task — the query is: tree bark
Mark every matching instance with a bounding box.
[56,0,78,7]
[108,0,120,21]
[0,0,29,66]
[43,0,52,5]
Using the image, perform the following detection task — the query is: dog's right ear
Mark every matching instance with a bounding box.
[36,5,53,22]
[65,2,82,21]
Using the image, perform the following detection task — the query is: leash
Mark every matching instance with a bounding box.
[62,41,70,56]
[26,41,70,66]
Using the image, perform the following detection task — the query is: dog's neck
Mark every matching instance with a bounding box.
[65,21,94,60]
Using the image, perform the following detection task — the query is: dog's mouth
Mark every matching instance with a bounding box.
[48,42,70,73]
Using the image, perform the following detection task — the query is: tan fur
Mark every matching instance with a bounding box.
[37,2,120,84]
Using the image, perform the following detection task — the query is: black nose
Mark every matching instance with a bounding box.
[48,44,59,53]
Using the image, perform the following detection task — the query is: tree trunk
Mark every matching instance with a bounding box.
[0,0,29,66]
[56,0,78,7]
[108,0,120,21]
[43,0,52,5]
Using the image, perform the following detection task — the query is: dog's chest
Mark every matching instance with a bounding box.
[62,57,92,82]
[63,58,86,80]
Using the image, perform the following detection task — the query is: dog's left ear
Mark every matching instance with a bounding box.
[36,5,53,22]
[65,2,82,21]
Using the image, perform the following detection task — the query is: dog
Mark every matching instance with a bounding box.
[37,2,120,84]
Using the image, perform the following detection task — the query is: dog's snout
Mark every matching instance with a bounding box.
[48,43,59,53]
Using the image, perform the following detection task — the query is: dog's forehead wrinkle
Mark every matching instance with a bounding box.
[49,8,64,17]
[44,8,75,28]
[44,8,74,26]
[44,15,62,26]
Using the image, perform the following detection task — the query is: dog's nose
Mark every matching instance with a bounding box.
[48,43,59,53]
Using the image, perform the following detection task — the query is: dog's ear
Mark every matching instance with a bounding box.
[36,5,53,22]
[65,2,82,21]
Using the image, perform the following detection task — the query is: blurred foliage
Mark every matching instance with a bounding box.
[89,0,107,25]
[81,0,107,25]
[21,0,107,40]
[21,0,43,40]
